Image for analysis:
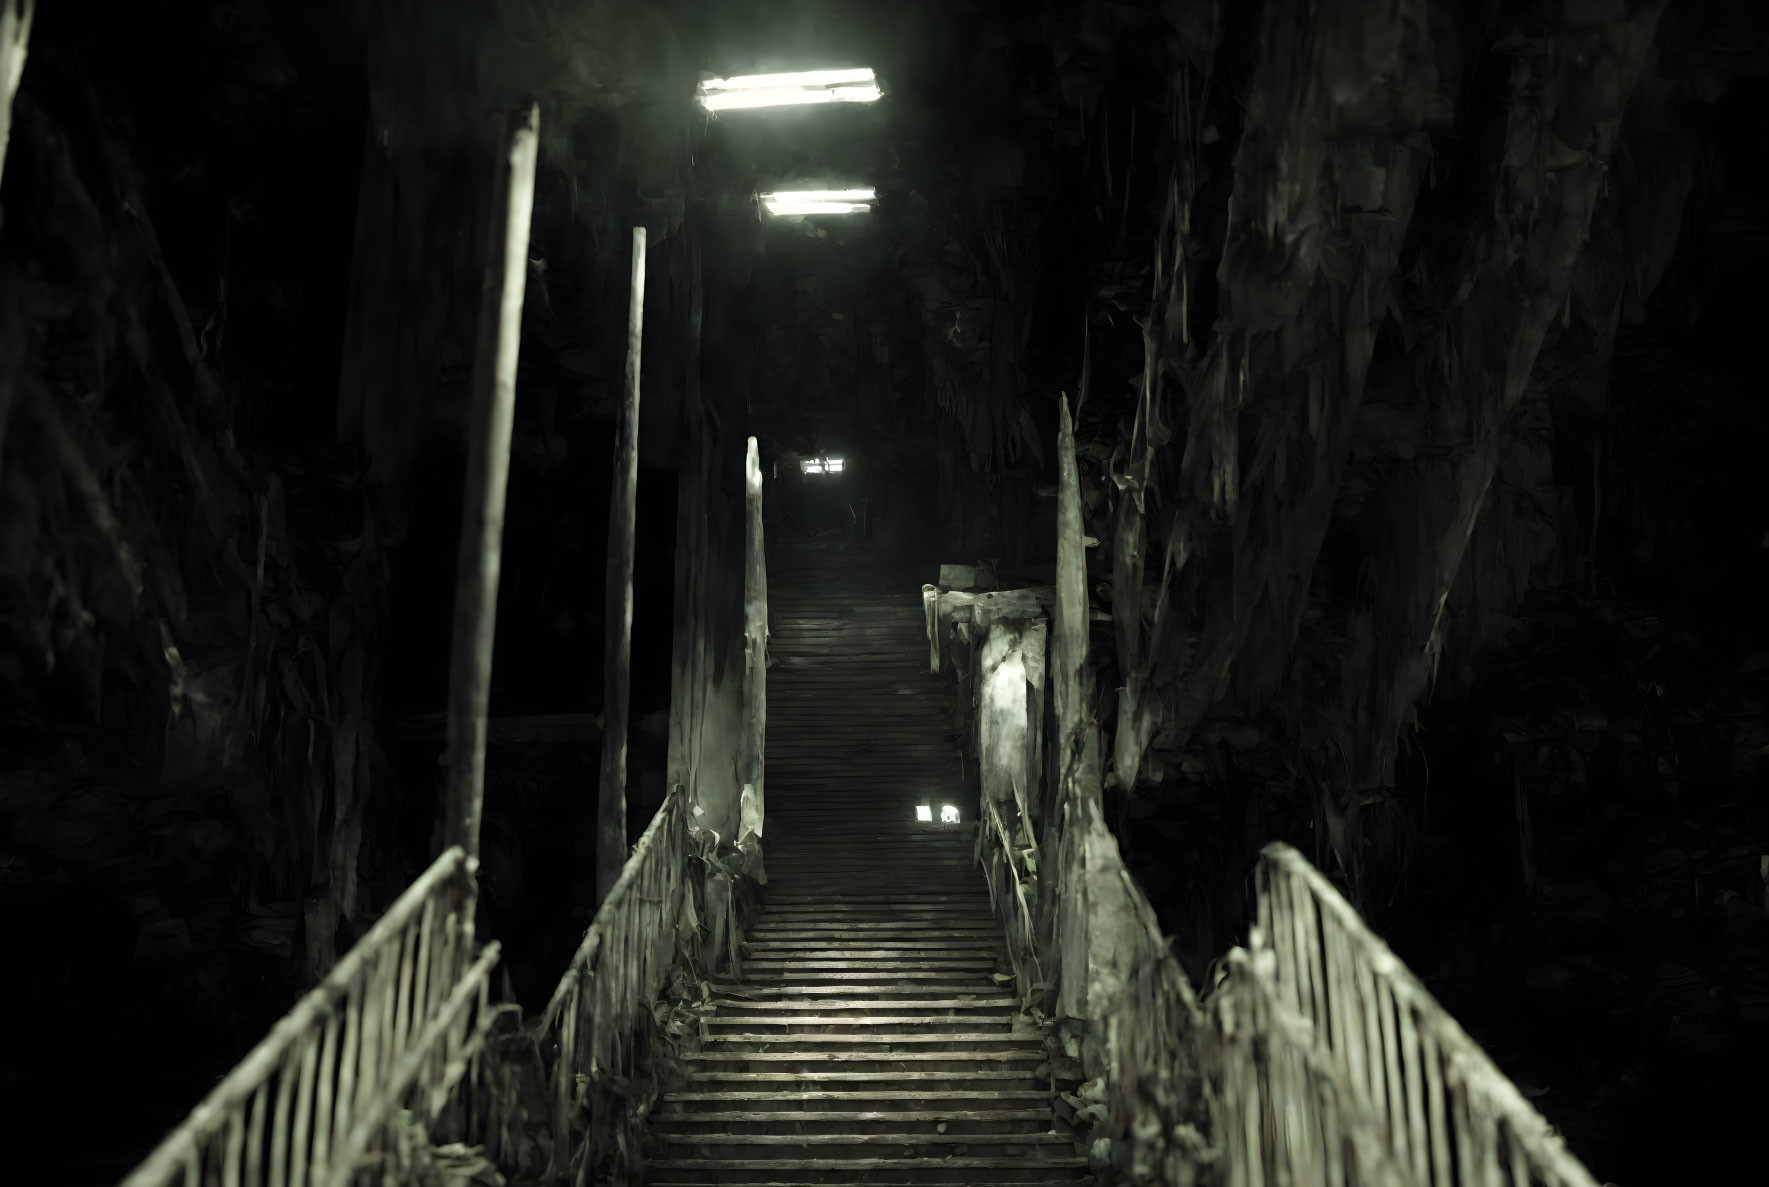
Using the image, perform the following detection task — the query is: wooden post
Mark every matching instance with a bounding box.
[0,0,33,191]
[666,234,704,810]
[597,225,647,904]
[443,105,539,868]
[738,435,767,840]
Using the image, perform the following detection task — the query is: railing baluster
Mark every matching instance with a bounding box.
[244,1082,267,1187]
[333,987,361,1166]
[393,920,416,1059]
[290,1030,319,1187]
[1507,1123,1531,1187]
[379,932,402,1082]
[1328,920,1366,1104]
[1379,977,1407,1164]
[1422,1026,1451,1187]
[355,958,381,1124]
[269,1048,294,1187]
[311,1010,338,1175]
[1399,999,1430,1184]
[1359,945,1385,1141]
[222,1109,244,1187]
[1300,876,1329,1036]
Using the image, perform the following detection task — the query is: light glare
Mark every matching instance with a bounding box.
[762,188,876,218]
[940,805,959,824]
[699,69,881,112]
[915,805,933,822]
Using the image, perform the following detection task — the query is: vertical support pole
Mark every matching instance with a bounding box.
[738,435,767,846]
[443,105,539,875]
[666,233,704,811]
[0,0,34,191]
[597,225,647,904]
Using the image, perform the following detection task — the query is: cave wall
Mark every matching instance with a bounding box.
[896,0,1766,920]
[0,1,383,1173]
[0,0,720,1174]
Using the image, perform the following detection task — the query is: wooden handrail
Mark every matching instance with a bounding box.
[1252,844,1602,1187]
[118,847,486,1187]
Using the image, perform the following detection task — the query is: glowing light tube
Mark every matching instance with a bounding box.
[700,68,882,112]
[760,188,876,217]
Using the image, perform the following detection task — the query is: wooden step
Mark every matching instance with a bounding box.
[657,1089,1057,1112]
[646,1156,1091,1185]
[703,998,1018,1013]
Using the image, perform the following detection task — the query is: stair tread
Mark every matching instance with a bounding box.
[661,1091,1056,1103]
[656,1110,1055,1123]
[657,1132,1075,1146]
[704,1033,1041,1045]
[689,1050,1043,1062]
[706,999,1018,1011]
[681,1071,1048,1082]
[649,1157,1089,1168]
[707,1015,1018,1026]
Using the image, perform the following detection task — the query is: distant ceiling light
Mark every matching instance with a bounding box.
[915,805,933,822]
[699,68,882,112]
[761,189,876,217]
[800,455,845,475]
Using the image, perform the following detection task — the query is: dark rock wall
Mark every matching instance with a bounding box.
[0,2,378,1177]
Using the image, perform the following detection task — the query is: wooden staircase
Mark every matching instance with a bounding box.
[647,547,1091,1184]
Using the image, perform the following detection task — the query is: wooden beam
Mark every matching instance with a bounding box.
[597,225,647,904]
[443,105,538,866]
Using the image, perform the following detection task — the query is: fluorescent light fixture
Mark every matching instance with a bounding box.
[940,804,960,824]
[800,455,845,475]
[761,189,876,217]
[699,68,882,112]
[916,805,933,822]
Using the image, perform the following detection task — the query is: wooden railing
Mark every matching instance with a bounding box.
[975,787,1044,1010]
[927,571,1211,1183]
[1245,843,1602,1187]
[1211,946,1412,1187]
[537,784,697,1185]
[119,848,501,1187]
[531,435,768,1184]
